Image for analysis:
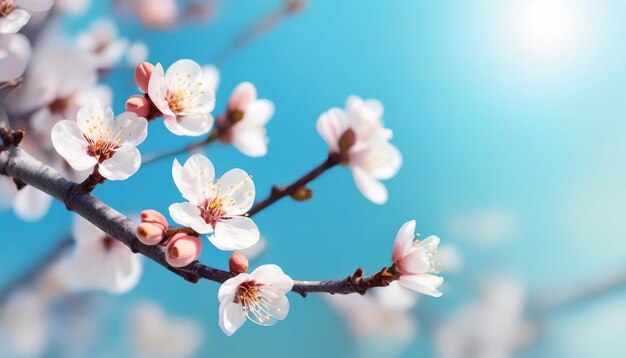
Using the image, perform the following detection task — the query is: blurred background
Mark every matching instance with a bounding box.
[2,0,626,357]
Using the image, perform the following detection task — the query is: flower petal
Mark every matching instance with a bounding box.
[168,202,213,234]
[72,215,106,247]
[147,63,172,115]
[227,82,256,112]
[177,154,215,203]
[13,186,52,222]
[250,264,294,293]
[392,220,416,263]
[217,273,250,302]
[217,168,255,215]
[15,0,54,12]
[399,274,444,297]
[0,33,31,82]
[51,120,97,171]
[99,147,141,180]
[0,9,30,34]
[164,114,214,137]
[351,167,388,204]
[115,112,148,148]
[231,127,268,157]
[316,107,348,153]
[211,216,259,251]
[218,300,246,336]
[258,287,290,320]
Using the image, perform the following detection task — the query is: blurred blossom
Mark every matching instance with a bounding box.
[439,245,463,273]
[127,41,149,67]
[55,215,142,294]
[0,0,53,34]
[136,0,178,29]
[201,64,219,92]
[0,176,52,221]
[130,302,204,358]
[235,236,267,261]
[0,33,30,81]
[317,95,402,204]
[328,282,417,358]
[436,278,535,358]
[54,0,90,15]
[76,18,129,70]
[448,209,520,246]
[0,289,50,357]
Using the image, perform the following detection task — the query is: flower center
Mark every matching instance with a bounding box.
[166,89,186,114]
[49,97,70,115]
[102,236,115,251]
[234,280,277,325]
[0,0,16,17]
[85,136,120,163]
[198,198,226,227]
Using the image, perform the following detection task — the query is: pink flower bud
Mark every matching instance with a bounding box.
[134,62,155,93]
[140,209,168,227]
[137,0,178,29]
[125,96,152,117]
[136,223,165,245]
[166,233,203,268]
[228,252,249,273]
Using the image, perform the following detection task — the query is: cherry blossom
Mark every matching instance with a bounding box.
[51,99,148,180]
[0,32,30,81]
[169,154,259,251]
[391,220,444,297]
[148,59,215,136]
[76,18,129,70]
[218,82,275,157]
[218,264,293,336]
[317,95,402,204]
[56,215,142,294]
[0,0,53,34]
[0,175,52,221]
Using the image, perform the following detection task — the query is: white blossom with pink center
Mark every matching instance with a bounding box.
[391,220,444,297]
[0,0,53,34]
[0,32,30,81]
[51,99,148,180]
[218,264,293,336]
[148,59,215,136]
[317,95,402,204]
[76,18,129,70]
[219,82,275,157]
[55,215,143,294]
[168,154,259,251]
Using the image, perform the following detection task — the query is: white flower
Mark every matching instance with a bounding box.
[0,289,50,357]
[391,220,444,297]
[51,99,148,180]
[317,95,402,204]
[56,215,142,294]
[54,0,89,15]
[0,33,30,81]
[218,82,275,157]
[130,302,204,358]
[218,264,293,336]
[148,59,215,136]
[0,176,52,221]
[169,154,259,251]
[0,0,53,34]
[76,18,129,70]
[127,41,149,67]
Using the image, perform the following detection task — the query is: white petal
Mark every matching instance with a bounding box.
[392,220,416,263]
[351,167,388,204]
[217,168,255,215]
[103,244,142,294]
[76,99,115,138]
[350,142,402,180]
[217,273,250,302]
[147,63,172,115]
[399,274,444,297]
[218,301,246,336]
[211,216,259,251]
[168,202,213,234]
[201,65,220,92]
[165,59,201,89]
[72,215,106,246]
[15,0,54,12]
[258,287,290,320]
[50,120,97,171]
[316,108,349,153]
[0,9,30,34]
[242,99,274,126]
[178,154,215,203]
[165,114,214,137]
[250,264,294,293]
[0,33,31,81]
[99,147,141,180]
[227,82,256,112]
[231,127,268,157]
[13,186,52,222]
[399,249,430,275]
[115,112,148,148]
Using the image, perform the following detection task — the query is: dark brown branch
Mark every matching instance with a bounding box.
[248,152,341,216]
[0,143,390,297]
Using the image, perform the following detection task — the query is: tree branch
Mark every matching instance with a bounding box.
[0,144,390,297]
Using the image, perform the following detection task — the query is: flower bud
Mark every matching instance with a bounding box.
[140,209,168,227]
[289,186,312,201]
[136,223,165,245]
[126,96,152,117]
[166,233,203,268]
[338,128,356,154]
[229,252,249,274]
[134,62,155,93]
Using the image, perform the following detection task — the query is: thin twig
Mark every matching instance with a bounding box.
[142,130,219,165]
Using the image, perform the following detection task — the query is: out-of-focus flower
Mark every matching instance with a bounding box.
[0,33,30,81]
[448,209,520,246]
[328,281,417,358]
[391,220,444,297]
[127,42,149,67]
[169,154,259,251]
[0,0,53,34]
[130,302,203,358]
[76,18,129,70]
[136,0,178,29]
[54,0,89,15]
[317,95,402,204]
[0,175,53,221]
[235,236,267,261]
[201,65,219,92]
[218,264,293,336]
[51,99,148,180]
[148,59,215,136]
[218,82,274,157]
[435,278,535,358]
[0,288,50,357]
[56,215,142,294]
